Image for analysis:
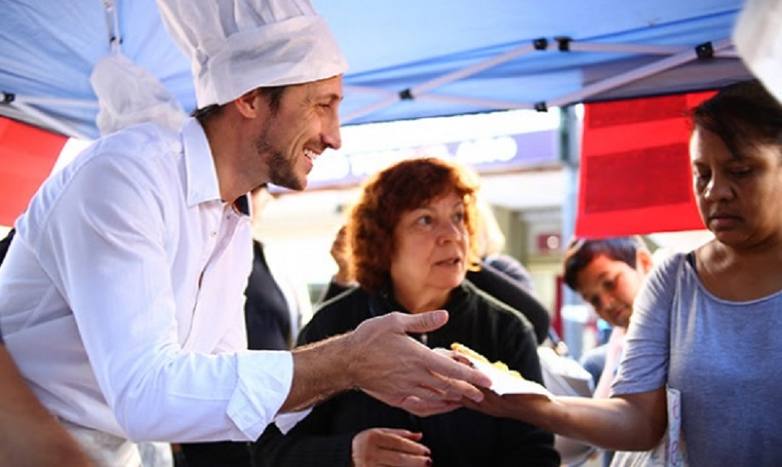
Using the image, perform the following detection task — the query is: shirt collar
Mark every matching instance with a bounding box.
[182,117,222,207]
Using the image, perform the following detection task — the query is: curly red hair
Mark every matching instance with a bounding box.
[346,157,481,293]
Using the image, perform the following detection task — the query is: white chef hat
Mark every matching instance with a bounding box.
[90,53,187,135]
[156,0,348,109]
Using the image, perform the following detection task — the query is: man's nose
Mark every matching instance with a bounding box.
[322,116,341,150]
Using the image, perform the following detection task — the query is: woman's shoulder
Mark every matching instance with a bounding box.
[633,252,693,315]
[654,250,689,271]
[316,284,367,310]
[645,251,690,290]
[461,281,535,331]
[299,287,371,344]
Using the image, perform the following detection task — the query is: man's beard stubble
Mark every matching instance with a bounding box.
[254,133,306,192]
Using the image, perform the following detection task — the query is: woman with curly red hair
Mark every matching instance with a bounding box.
[255,157,558,467]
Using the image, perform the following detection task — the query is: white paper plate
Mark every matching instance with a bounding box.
[462,353,552,398]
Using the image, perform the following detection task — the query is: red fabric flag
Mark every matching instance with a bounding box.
[575,91,716,238]
[0,117,67,226]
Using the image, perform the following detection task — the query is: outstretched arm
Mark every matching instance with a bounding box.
[280,310,492,416]
[466,387,667,451]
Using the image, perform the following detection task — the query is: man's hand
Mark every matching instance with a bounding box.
[347,310,491,417]
[283,310,490,416]
[351,428,431,467]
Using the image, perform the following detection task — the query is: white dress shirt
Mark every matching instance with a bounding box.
[0,118,293,445]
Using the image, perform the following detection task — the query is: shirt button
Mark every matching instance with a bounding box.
[210,231,217,237]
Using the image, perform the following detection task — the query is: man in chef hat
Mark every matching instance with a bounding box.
[156,0,350,193]
[0,0,490,465]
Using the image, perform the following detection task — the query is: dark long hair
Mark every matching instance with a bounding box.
[693,80,782,159]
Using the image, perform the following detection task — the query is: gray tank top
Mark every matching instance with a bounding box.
[612,252,782,466]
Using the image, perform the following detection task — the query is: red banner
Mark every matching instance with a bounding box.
[575,91,715,238]
[0,117,66,226]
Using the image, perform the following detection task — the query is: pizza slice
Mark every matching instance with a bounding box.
[451,342,524,380]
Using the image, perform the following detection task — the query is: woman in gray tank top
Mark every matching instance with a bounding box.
[464,80,782,466]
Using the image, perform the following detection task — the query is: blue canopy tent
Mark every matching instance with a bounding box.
[0,2,760,429]
[0,0,751,140]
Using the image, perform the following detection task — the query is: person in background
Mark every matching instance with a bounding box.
[255,157,559,467]
[470,197,551,344]
[474,197,535,293]
[562,236,654,466]
[464,80,782,465]
[0,0,490,465]
[563,237,653,398]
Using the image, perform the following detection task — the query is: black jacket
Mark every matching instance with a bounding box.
[255,281,559,467]
[321,263,551,345]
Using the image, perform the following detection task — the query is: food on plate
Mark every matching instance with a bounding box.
[451,342,524,379]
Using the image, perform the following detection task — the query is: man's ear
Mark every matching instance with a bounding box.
[233,89,265,119]
[637,249,654,275]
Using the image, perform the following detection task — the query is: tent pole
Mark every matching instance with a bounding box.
[714,48,739,58]
[9,102,90,140]
[13,96,98,109]
[342,95,401,123]
[416,93,536,110]
[342,42,538,123]
[101,0,122,52]
[559,104,583,356]
[568,42,685,55]
[547,38,733,107]
[410,43,537,97]
[341,38,735,124]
